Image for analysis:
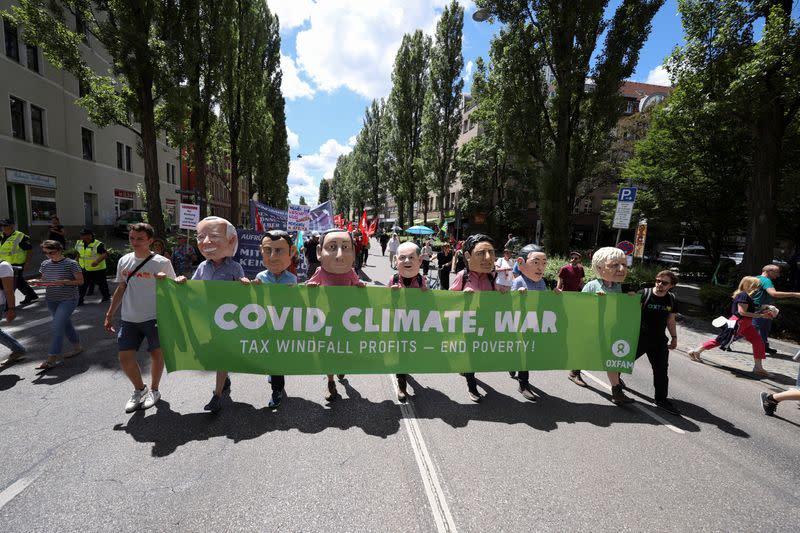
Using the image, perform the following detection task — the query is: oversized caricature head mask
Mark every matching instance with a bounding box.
[463,234,496,274]
[196,216,237,263]
[516,244,547,282]
[317,230,356,274]
[396,241,422,279]
[592,246,628,284]
[261,230,296,275]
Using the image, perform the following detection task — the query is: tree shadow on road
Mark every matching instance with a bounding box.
[113,379,402,457]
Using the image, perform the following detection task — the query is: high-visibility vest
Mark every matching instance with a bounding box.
[0,230,27,265]
[77,239,107,271]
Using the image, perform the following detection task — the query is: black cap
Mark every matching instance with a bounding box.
[79,227,95,235]
[0,218,14,225]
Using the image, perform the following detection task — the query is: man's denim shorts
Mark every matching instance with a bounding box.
[117,320,160,351]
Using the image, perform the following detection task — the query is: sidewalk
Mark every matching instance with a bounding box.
[675,314,799,391]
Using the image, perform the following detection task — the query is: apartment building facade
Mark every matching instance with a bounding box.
[0,1,180,240]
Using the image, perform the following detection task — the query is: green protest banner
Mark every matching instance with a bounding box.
[157,281,641,375]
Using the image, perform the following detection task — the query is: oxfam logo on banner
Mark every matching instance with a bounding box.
[612,340,630,358]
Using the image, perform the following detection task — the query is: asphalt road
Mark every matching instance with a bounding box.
[1,247,798,532]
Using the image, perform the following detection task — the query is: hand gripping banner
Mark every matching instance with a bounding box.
[157,281,641,375]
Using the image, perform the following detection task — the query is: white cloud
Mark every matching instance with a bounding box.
[463,60,474,82]
[280,54,315,100]
[287,138,353,204]
[293,1,460,99]
[286,127,300,150]
[267,0,315,31]
[644,65,671,86]
[347,134,358,147]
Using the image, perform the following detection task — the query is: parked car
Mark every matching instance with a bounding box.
[114,209,147,237]
[722,251,788,270]
[656,245,714,272]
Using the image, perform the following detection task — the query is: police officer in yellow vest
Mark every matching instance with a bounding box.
[0,218,38,305]
[77,227,110,305]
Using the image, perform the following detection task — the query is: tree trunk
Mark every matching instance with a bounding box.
[743,110,782,274]
[138,81,166,237]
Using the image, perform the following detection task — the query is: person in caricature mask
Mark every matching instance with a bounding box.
[253,230,298,408]
[171,216,250,413]
[306,229,366,402]
[568,246,634,405]
[387,241,428,402]
[450,234,497,403]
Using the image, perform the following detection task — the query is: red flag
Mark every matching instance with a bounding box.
[334,214,343,228]
[358,210,369,244]
[255,209,264,232]
[368,216,378,236]
[347,221,353,232]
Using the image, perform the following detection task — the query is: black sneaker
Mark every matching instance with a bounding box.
[268,390,283,409]
[518,383,537,402]
[764,347,778,355]
[222,376,231,393]
[618,377,627,390]
[325,380,338,402]
[508,371,517,380]
[467,386,482,403]
[20,296,39,305]
[760,392,777,416]
[611,384,634,405]
[655,399,680,415]
[204,393,222,412]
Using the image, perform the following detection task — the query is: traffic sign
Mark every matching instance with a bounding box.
[618,187,637,202]
[617,240,634,256]
[612,186,637,229]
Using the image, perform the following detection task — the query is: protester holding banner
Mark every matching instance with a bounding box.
[635,271,681,415]
[387,241,428,402]
[450,234,498,402]
[254,230,298,409]
[307,229,366,401]
[568,247,634,404]
[105,223,175,413]
[176,216,250,413]
[509,244,552,401]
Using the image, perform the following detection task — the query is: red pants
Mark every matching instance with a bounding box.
[703,316,765,360]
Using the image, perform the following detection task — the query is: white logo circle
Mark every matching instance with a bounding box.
[612,340,630,358]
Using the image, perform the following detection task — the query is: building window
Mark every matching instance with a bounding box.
[75,12,88,43]
[171,163,176,183]
[78,78,89,97]
[125,145,132,171]
[625,101,635,114]
[30,105,44,145]
[116,142,124,169]
[26,44,39,73]
[10,96,25,140]
[30,186,57,224]
[4,19,19,61]
[81,127,94,160]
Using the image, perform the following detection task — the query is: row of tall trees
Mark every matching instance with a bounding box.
[331,1,464,228]
[4,0,289,235]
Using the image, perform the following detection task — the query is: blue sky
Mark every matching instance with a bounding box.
[268,0,684,205]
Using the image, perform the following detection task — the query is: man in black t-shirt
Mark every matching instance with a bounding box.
[634,270,680,415]
[436,243,454,290]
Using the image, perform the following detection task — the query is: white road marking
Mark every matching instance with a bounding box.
[5,315,52,334]
[582,371,686,435]
[388,375,458,533]
[0,474,39,510]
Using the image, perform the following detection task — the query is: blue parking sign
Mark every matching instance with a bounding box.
[618,187,637,202]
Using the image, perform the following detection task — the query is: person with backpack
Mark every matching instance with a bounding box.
[635,270,681,415]
[450,234,497,402]
[387,241,428,402]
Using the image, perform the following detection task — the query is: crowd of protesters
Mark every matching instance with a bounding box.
[0,217,798,420]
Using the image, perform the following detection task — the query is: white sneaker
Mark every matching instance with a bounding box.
[125,386,148,413]
[142,389,161,410]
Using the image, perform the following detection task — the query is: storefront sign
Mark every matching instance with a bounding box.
[114,188,135,199]
[6,169,56,189]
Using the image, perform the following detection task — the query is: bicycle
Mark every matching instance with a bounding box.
[427,266,440,290]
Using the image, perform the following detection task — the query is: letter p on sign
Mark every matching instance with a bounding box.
[618,187,637,202]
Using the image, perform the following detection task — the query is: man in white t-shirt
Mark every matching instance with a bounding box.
[0,260,25,363]
[104,223,176,413]
[494,248,515,293]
